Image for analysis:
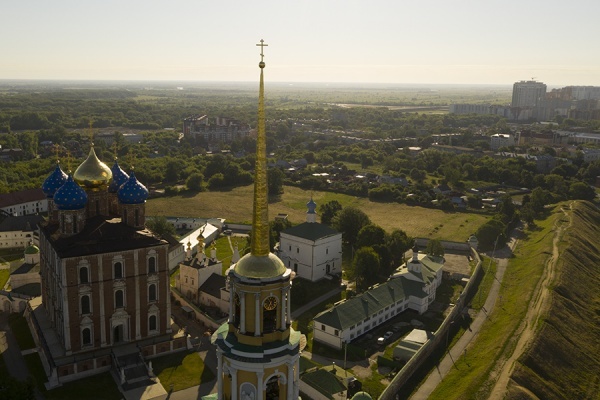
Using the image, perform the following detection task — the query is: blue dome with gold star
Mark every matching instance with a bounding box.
[42,163,68,198]
[108,160,129,193]
[53,175,88,210]
[117,171,148,204]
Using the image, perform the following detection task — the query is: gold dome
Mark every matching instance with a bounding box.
[234,252,286,279]
[73,146,112,191]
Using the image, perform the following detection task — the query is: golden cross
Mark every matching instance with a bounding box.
[112,141,119,160]
[88,120,94,145]
[53,144,61,162]
[256,39,268,62]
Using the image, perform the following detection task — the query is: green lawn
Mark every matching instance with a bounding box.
[8,314,36,350]
[148,185,490,242]
[153,351,214,392]
[0,269,9,290]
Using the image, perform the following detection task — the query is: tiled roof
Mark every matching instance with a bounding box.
[199,273,226,299]
[314,277,426,330]
[0,214,44,232]
[282,222,339,241]
[0,188,46,208]
[301,368,346,396]
[40,216,167,258]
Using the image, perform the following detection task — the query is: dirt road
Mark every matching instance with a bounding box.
[487,203,572,398]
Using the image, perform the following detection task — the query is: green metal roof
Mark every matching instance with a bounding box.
[233,252,287,279]
[301,368,346,397]
[281,222,339,241]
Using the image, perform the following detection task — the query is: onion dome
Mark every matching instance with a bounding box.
[73,146,112,191]
[117,171,149,204]
[53,175,88,210]
[108,160,129,193]
[24,243,40,255]
[42,163,68,198]
[307,197,317,214]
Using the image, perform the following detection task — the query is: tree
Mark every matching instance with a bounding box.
[353,247,380,292]
[356,224,387,249]
[425,239,445,257]
[268,168,284,198]
[207,173,226,190]
[146,216,176,238]
[386,229,412,267]
[165,159,182,182]
[186,172,204,192]
[475,218,506,251]
[333,206,371,248]
[568,182,596,201]
[319,200,342,226]
[269,219,292,251]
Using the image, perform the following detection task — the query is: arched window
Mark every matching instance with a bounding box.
[79,266,89,284]
[82,328,91,346]
[234,293,240,327]
[263,296,278,333]
[81,295,90,315]
[115,290,124,308]
[148,284,157,302]
[149,315,157,331]
[148,257,156,274]
[114,262,123,279]
[266,376,280,400]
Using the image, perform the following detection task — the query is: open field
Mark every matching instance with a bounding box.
[147,185,490,241]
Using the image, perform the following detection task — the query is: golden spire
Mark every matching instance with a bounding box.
[251,39,269,257]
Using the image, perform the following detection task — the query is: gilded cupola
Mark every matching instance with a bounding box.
[73,146,112,191]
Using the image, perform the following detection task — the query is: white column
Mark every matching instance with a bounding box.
[294,360,300,398]
[228,282,234,324]
[230,367,238,400]
[164,248,172,333]
[134,250,141,339]
[61,260,71,353]
[280,288,286,330]
[240,292,246,334]
[98,255,106,346]
[287,363,294,399]
[256,371,264,400]
[286,286,292,324]
[254,293,261,336]
[216,350,223,400]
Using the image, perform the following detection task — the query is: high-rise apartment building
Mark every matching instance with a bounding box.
[511,80,547,108]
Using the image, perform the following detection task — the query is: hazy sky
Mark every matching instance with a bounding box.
[2,0,599,86]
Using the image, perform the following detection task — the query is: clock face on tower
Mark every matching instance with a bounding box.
[264,296,277,310]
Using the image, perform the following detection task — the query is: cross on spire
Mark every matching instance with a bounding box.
[256,39,268,62]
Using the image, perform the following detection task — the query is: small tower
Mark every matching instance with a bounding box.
[53,174,88,236]
[212,40,301,400]
[306,197,317,223]
[117,170,149,229]
[73,145,112,218]
[108,159,129,215]
[42,161,68,223]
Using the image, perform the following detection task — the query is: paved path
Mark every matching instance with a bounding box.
[0,312,31,382]
[409,234,520,400]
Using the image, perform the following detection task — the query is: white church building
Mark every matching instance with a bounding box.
[277,199,342,282]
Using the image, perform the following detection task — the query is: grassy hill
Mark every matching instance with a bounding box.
[146,185,489,241]
[508,201,600,399]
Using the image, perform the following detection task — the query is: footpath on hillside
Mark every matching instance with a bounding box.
[410,231,520,400]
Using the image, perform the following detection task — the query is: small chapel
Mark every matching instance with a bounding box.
[210,40,303,400]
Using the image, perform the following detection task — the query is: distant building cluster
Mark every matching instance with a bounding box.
[182,115,252,147]
[450,80,600,121]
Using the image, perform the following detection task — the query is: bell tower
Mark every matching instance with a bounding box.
[211,40,302,400]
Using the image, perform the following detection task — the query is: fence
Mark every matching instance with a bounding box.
[379,248,483,400]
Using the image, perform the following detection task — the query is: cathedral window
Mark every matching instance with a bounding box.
[82,328,91,346]
[115,290,124,308]
[79,266,89,284]
[233,293,240,327]
[149,315,157,332]
[114,262,123,279]
[148,257,156,274]
[81,295,91,315]
[148,284,157,302]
